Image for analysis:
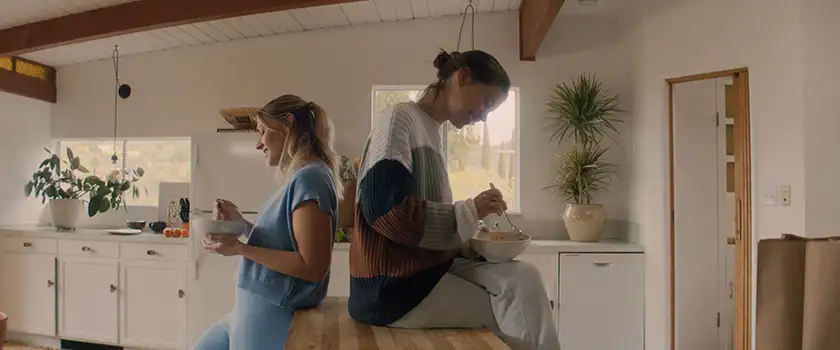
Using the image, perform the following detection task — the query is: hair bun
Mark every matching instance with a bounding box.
[433,50,458,69]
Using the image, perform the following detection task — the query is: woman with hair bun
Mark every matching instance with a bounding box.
[193,94,341,350]
[349,50,562,350]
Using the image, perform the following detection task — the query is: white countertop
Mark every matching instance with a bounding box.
[332,239,643,253]
[0,226,643,253]
[0,226,189,245]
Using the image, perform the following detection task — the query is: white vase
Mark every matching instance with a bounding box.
[50,199,84,230]
[562,203,607,242]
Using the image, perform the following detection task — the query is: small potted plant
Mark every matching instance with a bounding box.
[335,155,360,242]
[25,147,145,230]
[544,73,625,242]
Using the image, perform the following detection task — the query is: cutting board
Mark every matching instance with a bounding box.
[158,181,190,224]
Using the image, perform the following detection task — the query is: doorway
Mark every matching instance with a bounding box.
[667,68,752,350]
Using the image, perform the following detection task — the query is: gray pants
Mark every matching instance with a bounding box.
[390,258,562,350]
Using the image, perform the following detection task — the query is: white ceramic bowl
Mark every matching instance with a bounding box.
[192,218,248,236]
[469,231,531,263]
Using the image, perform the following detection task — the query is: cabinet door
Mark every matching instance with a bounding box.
[516,252,559,326]
[327,250,350,297]
[58,257,119,344]
[120,260,188,350]
[0,253,56,336]
[559,253,645,350]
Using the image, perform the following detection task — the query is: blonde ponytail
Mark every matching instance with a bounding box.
[256,95,343,200]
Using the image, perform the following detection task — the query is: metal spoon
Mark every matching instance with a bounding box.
[489,183,526,239]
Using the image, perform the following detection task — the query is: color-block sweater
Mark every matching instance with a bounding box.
[349,101,480,325]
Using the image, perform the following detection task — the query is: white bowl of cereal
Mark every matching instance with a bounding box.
[469,230,531,263]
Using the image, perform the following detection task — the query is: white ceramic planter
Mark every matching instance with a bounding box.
[562,203,607,242]
[50,199,84,230]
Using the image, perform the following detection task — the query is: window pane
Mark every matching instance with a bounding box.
[372,90,422,120]
[371,88,519,211]
[59,140,124,180]
[446,90,517,210]
[124,139,191,207]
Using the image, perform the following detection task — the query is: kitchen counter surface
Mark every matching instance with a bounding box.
[286,297,510,349]
[0,227,643,252]
[0,226,189,245]
[332,238,643,253]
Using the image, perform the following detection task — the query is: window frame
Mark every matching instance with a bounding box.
[370,85,521,214]
[53,136,192,207]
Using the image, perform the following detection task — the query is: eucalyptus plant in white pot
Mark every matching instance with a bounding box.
[24,147,145,230]
[544,73,625,242]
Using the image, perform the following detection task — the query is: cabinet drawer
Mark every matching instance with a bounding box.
[121,243,189,261]
[3,236,57,254]
[559,253,645,350]
[59,240,120,258]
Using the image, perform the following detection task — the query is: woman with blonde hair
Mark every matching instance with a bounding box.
[193,94,341,350]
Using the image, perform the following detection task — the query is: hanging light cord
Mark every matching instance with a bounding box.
[111,46,120,164]
[456,0,476,52]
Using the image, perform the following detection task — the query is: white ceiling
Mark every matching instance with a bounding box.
[3,0,523,66]
[2,0,625,67]
[0,0,139,30]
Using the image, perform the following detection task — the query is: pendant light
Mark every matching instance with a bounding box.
[455,0,476,52]
[455,0,480,146]
[110,45,131,166]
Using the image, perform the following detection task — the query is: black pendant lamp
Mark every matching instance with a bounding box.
[111,45,131,165]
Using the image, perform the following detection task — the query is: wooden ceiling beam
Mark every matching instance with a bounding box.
[0,57,57,103]
[0,0,362,57]
[519,0,565,61]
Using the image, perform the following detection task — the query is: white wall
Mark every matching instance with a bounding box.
[0,92,53,225]
[50,11,635,239]
[801,0,840,239]
[626,0,810,349]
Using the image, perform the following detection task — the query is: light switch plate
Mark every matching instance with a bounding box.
[779,185,791,206]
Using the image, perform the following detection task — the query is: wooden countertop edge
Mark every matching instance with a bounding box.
[286,297,511,349]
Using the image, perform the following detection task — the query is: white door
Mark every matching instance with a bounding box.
[120,260,188,350]
[558,253,644,350]
[515,252,559,328]
[672,79,721,350]
[0,253,56,336]
[59,257,119,344]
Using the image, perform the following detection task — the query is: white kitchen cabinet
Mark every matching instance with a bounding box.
[0,253,56,336]
[327,249,350,297]
[559,253,645,350]
[58,257,120,344]
[120,260,188,350]
[516,252,559,326]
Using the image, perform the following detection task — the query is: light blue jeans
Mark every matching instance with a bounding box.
[192,288,294,350]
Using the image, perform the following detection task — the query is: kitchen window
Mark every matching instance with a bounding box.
[56,138,191,207]
[370,86,520,212]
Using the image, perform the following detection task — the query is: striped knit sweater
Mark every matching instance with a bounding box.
[349,101,481,325]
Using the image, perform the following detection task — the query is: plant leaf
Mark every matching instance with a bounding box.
[88,197,100,217]
[544,73,625,146]
[99,197,111,213]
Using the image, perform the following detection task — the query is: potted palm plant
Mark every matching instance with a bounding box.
[545,73,625,242]
[25,147,145,230]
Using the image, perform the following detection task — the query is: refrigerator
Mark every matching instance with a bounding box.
[186,131,278,347]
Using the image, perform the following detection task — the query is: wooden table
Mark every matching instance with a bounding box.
[286,297,510,349]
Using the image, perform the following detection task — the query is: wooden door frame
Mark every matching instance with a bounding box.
[666,67,752,350]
